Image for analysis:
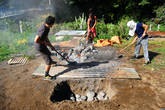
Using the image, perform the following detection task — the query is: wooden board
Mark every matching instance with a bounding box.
[8,57,28,65]
[109,68,140,79]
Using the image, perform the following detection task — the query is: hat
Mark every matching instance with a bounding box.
[127,20,137,36]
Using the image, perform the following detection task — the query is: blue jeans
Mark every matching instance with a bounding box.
[134,36,150,62]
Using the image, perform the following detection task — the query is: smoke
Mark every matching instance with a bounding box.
[52,0,80,22]
[0,0,80,22]
[5,0,49,10]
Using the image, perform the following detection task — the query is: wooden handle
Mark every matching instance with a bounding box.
[120,44,132,52]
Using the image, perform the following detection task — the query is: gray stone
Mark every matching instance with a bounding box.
[97,95,104,100]
[70,95,76,102]
[80,56,87,62]
[75,94,81,99]
[99,91,106,97]
[86,90,95,101]
[97,91,106,100]
[80,51,86,56]
[103,96,109,100]
[81,96,87,101]
[67,49,74,57]
[87,97,94,102]
[86,90,95,97]
[83,46,92,53]
[92,50,98,54]
[76,97,82,102]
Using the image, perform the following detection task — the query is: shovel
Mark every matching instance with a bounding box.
[120,43,132,53]
[118,36,144,58]
[118,43,132,58]
[52,49,77,66]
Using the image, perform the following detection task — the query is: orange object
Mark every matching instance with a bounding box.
[94,36,121,47]
[111,36,122,44]
[94,39,112,47]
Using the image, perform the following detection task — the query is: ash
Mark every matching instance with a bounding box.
[67,44,117,63]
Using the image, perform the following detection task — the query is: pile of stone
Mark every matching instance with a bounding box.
[70,90,109,102]
[67,44,98,63]
[53,44,98,63]
[52,43,117,66]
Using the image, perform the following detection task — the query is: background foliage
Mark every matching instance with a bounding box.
[0,0,164,61]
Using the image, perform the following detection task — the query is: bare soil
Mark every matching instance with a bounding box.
[1,35,165,110]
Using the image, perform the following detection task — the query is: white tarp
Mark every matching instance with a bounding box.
[55,30,86,37]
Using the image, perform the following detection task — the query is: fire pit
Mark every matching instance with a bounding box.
[33,43,140,79]
[45,45,120,79]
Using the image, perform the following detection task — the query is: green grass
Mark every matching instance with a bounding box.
[0,30,36,62]
[149,41,165,45]
[145,41,165,70]
[0,45,14,61]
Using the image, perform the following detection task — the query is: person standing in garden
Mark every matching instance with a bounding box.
[86,11,97,44]
[34,16,56,80]
[127,20,150,65]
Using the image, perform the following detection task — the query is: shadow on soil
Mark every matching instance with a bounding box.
[149,51,160,61]
[133,51,159,61]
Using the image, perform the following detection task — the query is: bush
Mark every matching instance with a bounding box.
[117,16,131,39]
[96,19,108,36]
[154,5,165,25]
[106,16,131,39]
[0,45,14,61]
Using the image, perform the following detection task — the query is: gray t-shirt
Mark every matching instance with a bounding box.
[35,24,50,51]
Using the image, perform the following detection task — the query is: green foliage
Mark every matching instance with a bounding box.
[0,45,14,61]
[75,13,87,30]
[96,19,108,36]
[154,5,165,25]
[0,29,35,61]
[96,16,131,39]
[59,13,87,30]
[138,0,150,6]
[145,20,165,31]
[22,21,36,33]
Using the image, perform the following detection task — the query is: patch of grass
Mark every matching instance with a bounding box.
[149,41,165,46]
[0,45,14,61]
[22,54,36,60]
[145,41,165,70]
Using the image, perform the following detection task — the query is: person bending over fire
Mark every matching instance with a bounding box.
[34,16,56,80]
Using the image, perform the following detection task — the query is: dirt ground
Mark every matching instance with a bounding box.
[1,36,165,110]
